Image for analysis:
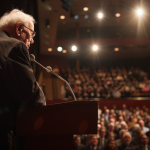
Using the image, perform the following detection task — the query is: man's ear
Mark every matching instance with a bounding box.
[16,22,23,36]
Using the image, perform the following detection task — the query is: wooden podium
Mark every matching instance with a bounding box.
[15,101,98,150]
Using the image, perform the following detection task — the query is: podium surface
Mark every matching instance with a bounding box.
[15,101,98,150]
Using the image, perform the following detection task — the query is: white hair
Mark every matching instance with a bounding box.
[119,129,127,136]
[0,9,35,30]
[123,132,132,139]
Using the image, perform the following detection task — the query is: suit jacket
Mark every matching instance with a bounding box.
[118,143,136,150]
[82,145,100,150]
[0,30,46,131]
[136,145,150,150]
[98,138,108,150]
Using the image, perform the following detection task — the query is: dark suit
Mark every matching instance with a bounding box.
[0,30,46,150]
[82,145,100,150]
[98,138,108,150]
[118,143,136,150]
[136,145,150,150]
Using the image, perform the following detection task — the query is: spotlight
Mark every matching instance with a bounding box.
[60,15,65,19]
[93,45,98,51]
[48,48,52,51]
[98,12,103,19]
[83,7,89,11]
[71,45,77,51]
[74,15,79,19]
[62,50,67,53]
[84,14,89,19]
[115,13,121,17]
[57,46,63,52]
[136,8,144,17]
[114,48,119,51]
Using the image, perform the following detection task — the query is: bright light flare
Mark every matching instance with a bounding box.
[114,48,119,51]
[57,46,63,52]
[93,45,98,51]
[136,8,144,17]
[115,13,121,17]
[83,7,89,11]
[60,15,65,19]
[98,12,103,19]
[71,45,77,51]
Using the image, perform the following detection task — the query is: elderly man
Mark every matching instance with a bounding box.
[0,9,46,150]
[118,132,135,150]
[139,119,149,134]
[83,135,100,150]
[99,127,108,150]
[115,129,127,147]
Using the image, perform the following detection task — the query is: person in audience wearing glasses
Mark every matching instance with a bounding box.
[0,9,46,150]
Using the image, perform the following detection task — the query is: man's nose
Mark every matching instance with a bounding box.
[30,38,34,44]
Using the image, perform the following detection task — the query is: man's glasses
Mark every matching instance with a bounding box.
[22,24,36,39]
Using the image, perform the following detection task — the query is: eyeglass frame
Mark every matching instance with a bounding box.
[22,24,36,39]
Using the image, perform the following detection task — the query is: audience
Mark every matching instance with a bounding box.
[61,66,150,99]
[73,103,150,150]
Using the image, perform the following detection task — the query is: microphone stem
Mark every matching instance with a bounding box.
[50,70,77,101]
[34,60,50,72]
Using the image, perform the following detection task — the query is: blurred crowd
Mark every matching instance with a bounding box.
[60,66,150,99]
[73,104,150,150]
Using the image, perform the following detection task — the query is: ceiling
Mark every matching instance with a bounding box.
[37,0,150,59]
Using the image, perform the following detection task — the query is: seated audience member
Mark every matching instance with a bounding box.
[82,135,100,150]
[138,119,149,134]
[107,132,115,141]
[99,127,108,150]
[97,124,101,138]
[73,136,85,150]
[112,87,121,98]
[106,123,117,140]
[128,116,136,130]
[136,134,150,150]
[115,116,124,131]
[116,129,127,147]
[118,132,135,150]
[130,127,143,146]
[104,140,118,150]
[104,109,110,125]
[145,116,150,128]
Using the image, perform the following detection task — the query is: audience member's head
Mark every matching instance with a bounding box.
[119,129,127,141]
[106,140,117,150]
[108,123,115,132]
[107,132,115,140]
[89,135,98,148]
[140,134,149,146]
[139,119,145,128]
[123,132,132,145]
[73,135,81,146]
[100,127,106,138]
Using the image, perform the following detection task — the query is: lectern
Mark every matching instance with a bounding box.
[15,101,98,150]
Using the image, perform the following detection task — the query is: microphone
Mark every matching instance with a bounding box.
[30,54,77,101]
[30,54,50,73]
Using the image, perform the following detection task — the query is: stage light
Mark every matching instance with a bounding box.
[98,12,103,19]
[74,15,79,19]
[114,48,119,51]
[60,15,65,19]
[83,7,88,11]
[71,45,77,51]
[93,45,98,51]
[84,14,89,19]
[136,8,144,17]
[57,46,63,52]
[48,48,52,51]
[115,13,121,17]
[62,50,67,53]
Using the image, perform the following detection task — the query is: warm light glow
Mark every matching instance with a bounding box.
[136,8,144,17]
[115,13,121,17]
[62,50,67,53]
[57,46,63,52]
[60,15,65,19]
[93,45,98,51]
[114,48,119,51]
[71,45,77,51]
[47,25,50,28]
[48,48,52,51]
[98,12,103,18]
[83,7,89,11]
